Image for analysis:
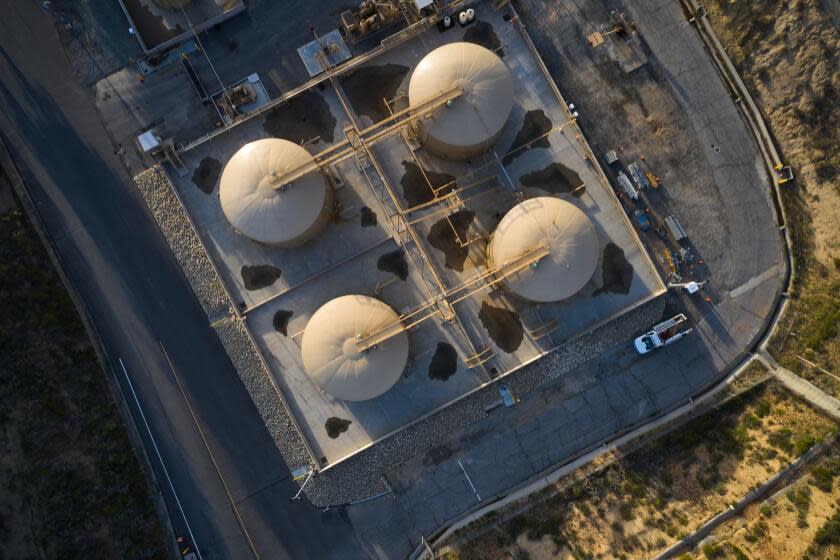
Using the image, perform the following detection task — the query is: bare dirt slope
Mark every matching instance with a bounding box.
[704,0,840,388]
[703,447,840,560]
[706,0,840,266]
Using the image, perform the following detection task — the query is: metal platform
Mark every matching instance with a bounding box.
[298,30,353,77]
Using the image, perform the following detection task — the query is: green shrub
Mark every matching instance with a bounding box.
[730,544,749,560]
[812,465,835,492]
[740,412,761,429]
[768,428,793,454]
[745,520,768,543]
[787,487,812,527]
[815,515,840,546]
[702,543,722,558]
[803,303,840,350]
[794,435,817,456]
[754,400,772,417]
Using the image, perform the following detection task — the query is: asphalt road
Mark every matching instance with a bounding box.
[0,2,367,559]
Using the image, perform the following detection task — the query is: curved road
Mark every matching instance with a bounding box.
[0,2,368,558]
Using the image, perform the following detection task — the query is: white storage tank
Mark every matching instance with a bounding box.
[301,295,409,402]
[408,42,513,160]
[487,197,599,302]
[220,138,334,247]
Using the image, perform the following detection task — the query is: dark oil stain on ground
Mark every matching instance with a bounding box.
[595,242,634,295]
[272,309,294,335]
[428,342,458,381]
[479,301,524,353]
[423,444,453,467]
[241,265,282,291]
[519,162,585,197]
[325,417,352,439]
[341,64,409,122]
[360,206,377,227]
[377,250,408,281]
[262,90,336,143]
[503,110,552,166]
[191,157,222,194]
[400,161,455,207]
[463,21,504,57]
[427,210,475,271]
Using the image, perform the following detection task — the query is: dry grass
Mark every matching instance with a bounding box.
[0,190,165,558]
[703,0,840,392]
[685,448,840,560]
[452,381,836,560]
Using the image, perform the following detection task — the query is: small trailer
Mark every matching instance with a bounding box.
[618,171,638,200]
[634,313,692,354]
[628,162,652,191]
[664,215,687,242]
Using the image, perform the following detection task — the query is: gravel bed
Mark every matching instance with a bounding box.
[133,165,313,472]
[133,166,231,317]
[213,316,313,470]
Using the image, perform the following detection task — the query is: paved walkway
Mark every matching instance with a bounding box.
[757,351,840,420]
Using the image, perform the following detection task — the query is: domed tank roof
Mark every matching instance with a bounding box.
[301,295,409,402]
[488,197,599,302]
[408,42,513,160]
[220,138,333,247]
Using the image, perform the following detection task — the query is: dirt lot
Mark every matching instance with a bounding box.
[694,446,840,560]
[445,375,837,559]
[702,0,840,391]
[0,179,165,558]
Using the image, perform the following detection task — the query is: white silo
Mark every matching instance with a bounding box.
[408,42,514,160]
[487,197,599,302]
[219,138,334,247]
[301,295,409,402]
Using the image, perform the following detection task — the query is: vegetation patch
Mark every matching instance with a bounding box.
[702,0,840,395]
[0,198,165,558]
[450,381,835,559]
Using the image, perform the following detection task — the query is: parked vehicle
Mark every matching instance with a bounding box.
[634,208,651,231]
[634,314,692,354]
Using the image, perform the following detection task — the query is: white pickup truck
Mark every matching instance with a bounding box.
[634,314,692,354]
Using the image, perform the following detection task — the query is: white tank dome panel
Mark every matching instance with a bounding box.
[220,138,333,246]
[488,197,599,302]
[408,42,514,159]
[301,295,409,402]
